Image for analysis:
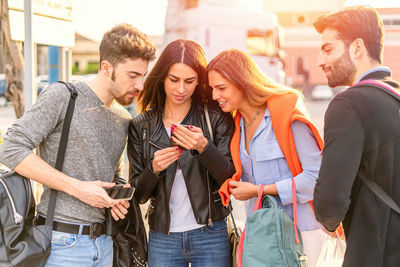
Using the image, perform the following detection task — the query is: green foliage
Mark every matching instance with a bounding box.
[83,62,99,74]
[71,65,78,75]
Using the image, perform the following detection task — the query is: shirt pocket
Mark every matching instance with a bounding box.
[254,142,285,180]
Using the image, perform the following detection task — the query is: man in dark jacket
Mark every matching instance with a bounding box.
[313,6,400,267]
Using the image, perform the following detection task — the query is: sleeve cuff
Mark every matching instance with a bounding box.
[275,178,294,206]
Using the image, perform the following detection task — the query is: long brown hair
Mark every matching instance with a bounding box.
[207,49,304,109]
[138,39,210,113]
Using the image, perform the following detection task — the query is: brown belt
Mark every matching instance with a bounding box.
[35,215,106,239]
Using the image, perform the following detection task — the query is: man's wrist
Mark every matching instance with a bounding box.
[65,177,81,197]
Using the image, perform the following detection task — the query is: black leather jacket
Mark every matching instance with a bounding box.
[127,102,235,234]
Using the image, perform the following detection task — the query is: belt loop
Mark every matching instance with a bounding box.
[78,224,83,238]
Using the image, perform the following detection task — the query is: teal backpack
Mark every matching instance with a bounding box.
[238,185,307,267]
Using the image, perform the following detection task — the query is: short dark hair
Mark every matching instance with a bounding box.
[138,39,209,113]
[313,6,384,64]
[99,23,156,67]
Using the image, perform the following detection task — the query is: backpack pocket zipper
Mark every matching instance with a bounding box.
[0,177,24,224]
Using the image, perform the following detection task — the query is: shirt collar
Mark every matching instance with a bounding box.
[356,66,392,83]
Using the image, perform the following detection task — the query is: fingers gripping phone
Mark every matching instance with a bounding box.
[105,185,135,200]
[170,124,190,149]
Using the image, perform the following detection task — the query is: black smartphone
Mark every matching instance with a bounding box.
[105,185,135,200]
[170,124,190,149]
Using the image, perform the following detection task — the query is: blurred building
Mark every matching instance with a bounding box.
[72,33,163,74]
[263,0,400,94]
[72,33,100,74]
[164,0,286,83]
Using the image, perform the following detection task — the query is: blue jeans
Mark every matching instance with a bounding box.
[148,219,230,267]
[44,230,113,267]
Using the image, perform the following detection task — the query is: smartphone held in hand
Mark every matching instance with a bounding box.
[170,124,190,149]
[105,185,135,200]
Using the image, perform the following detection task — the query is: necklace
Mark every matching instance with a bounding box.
[243,111,260,128]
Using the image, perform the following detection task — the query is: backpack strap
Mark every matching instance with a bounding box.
[354,79,400,101]
[358,169,400,215]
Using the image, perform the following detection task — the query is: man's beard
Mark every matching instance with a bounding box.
[327,50,356,88]
[110,70,136,106]
[114,94,135,106]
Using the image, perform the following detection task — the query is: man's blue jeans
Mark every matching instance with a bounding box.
[148,219,230,267]
[44,230,113,267]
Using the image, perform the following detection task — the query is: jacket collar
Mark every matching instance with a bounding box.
[358,67,392,83]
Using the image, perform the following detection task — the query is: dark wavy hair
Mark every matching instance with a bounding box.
[313,6,384,64]
[138,39,210,113]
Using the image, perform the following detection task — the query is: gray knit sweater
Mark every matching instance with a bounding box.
[0,81,131,223]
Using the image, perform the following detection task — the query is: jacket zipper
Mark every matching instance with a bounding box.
[0,177,24,224]
[206,172,213,227]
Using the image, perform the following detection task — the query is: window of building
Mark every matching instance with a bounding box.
[246,29,276,57]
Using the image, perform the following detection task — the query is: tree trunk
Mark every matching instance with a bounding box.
[0,0,25,118]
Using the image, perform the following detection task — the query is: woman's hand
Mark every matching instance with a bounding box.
[171,124,208,153]
[228,180,258,201]
[152,146,182,175]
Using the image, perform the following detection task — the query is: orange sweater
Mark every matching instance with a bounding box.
[219,92,324,206]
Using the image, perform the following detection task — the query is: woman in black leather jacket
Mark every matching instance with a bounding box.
[127,39,235,267]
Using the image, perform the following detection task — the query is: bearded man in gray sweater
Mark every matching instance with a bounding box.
[0,24,155,266]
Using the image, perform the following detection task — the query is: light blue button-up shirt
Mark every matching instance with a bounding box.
[240,108,321,231]
[355,66,391,83]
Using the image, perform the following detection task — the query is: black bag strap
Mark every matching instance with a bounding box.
[45,81,78,226]
[353,79,400,215]
[358,170,400,215]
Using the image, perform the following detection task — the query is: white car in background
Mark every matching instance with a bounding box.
[311,85,334,101]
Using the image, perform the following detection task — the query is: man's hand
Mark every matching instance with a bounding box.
[111,200,130,221]
[321,225,338,238]
[71,180,119,208]
[110,184,131,221]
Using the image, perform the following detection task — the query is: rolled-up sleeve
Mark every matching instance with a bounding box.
[275,120,322,206]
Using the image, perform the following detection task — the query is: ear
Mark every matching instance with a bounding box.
[349,38,365,61]
[100,60,113,76]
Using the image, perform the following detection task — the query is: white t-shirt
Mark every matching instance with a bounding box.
[165,127,204,232]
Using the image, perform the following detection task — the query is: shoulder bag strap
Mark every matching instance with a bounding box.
[355,79,400,101]
[205,102,240,236]
[358,169,400,215]
[204,102,215,226]
[204,101,214,142]
[45,81,78,227]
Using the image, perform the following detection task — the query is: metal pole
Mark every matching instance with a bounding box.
[24,0,36,109]
[24,0,37,194]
